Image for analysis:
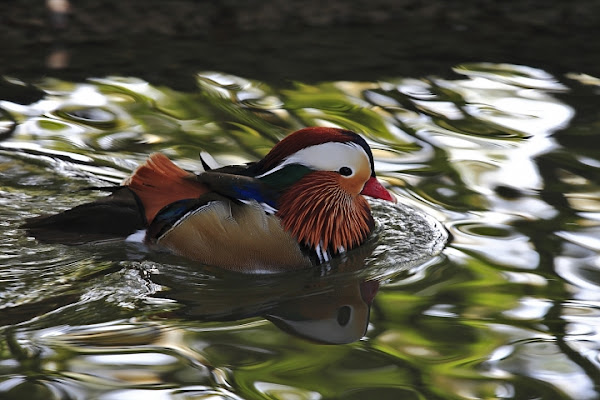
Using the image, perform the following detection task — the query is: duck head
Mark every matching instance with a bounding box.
[251,127,395,262]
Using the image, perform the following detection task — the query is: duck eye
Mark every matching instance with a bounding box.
[338,166,353,176]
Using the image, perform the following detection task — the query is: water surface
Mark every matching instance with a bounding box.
[1,63,600,399]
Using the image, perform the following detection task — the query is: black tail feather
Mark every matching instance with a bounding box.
[22,187,147,245]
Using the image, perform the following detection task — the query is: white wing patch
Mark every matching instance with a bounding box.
[126,229,147,243]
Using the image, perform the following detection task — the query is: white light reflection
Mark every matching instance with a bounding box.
[98,387,244,400]
[254,382,322,400]
[0,141,93,163]
[556,230,600,252]
[397,66,575,200]
[486,337,599,400]
[85,352,176,366]
[501,297,553,320]
[90,77,162,101]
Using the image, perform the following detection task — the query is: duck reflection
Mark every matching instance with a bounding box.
[264,279,379,344]
[149,241,381,344]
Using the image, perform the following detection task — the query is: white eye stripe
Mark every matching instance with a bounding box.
[256,142,370,178]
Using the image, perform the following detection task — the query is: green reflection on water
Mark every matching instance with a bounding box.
[1,63,600,399]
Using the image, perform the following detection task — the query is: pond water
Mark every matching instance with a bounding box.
[1,63,600,399]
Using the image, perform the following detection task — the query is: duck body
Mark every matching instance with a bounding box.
[24,127,395,271]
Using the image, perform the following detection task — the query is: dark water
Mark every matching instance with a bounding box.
[1,63,600,399]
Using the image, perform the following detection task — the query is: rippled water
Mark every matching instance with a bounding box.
[1,63,600,399]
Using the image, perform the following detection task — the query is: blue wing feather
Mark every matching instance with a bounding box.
[232,183,278,208]
[195,172,279,209]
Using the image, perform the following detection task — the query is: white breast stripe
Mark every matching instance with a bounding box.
[239,199,278,215]
[315,241,331,264]
[157,201,225,241]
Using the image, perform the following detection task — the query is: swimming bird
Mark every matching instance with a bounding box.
[23,127,395,271]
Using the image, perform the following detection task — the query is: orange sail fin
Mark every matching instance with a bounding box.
[124,153,208,223]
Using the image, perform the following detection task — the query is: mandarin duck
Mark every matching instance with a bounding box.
[24,127,395,271]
